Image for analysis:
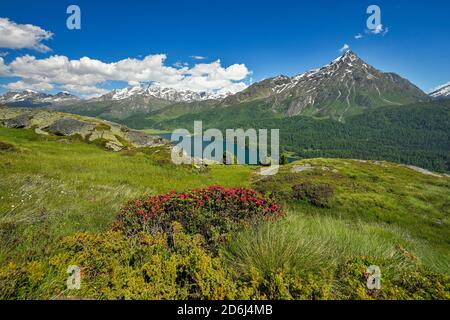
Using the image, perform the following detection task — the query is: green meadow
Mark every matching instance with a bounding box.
[0,126,449,299]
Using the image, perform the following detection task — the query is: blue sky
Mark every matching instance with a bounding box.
[0,0,449,96]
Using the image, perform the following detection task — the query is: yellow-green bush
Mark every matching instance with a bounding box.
[1,228,449,299]
[334,257,450,300]
[0,261,48,299]
[0,223,240,300]
[1,221,449,300]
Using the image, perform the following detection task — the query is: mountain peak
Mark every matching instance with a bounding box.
[227,50,428,118]
[332,50,362,66]
[342,50,357,58]
[24,89,38,94]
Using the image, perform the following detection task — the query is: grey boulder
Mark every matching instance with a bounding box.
[45,118,95,137]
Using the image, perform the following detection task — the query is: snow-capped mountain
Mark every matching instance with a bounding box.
[429,84,450,100]
[0,90,80,108]
[95,84,232,103]
[0,84,233,109]
[51,84,236,122]
[221,51,429,118]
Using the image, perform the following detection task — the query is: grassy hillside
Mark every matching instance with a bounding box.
[250,158,450,272]
[0,126,449,299]
[0,127,253,264]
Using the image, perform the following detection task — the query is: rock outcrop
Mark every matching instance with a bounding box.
[46,118,96,137]
[0,106,167,151]
[2,113,32,128]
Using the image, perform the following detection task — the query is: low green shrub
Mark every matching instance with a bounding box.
[95,123,111,131]
[280,154,289,165]
[0,140,15,152]
[292,182,334,208]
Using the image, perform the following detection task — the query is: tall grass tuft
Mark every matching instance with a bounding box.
[223,211,445,277]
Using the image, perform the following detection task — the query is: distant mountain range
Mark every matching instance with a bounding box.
[430,84,450,100]
[96,84,231,103]
[0,51,447,127]
[0,90,80,108]
[0,83,233,109]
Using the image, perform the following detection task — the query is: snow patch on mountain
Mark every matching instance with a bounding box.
[271,51,365,94]
[430,84,450,99]
[0,90,79,105]
[106,84,233,102]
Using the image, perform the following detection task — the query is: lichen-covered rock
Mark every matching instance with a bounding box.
[290,164,313,173]
[45,118,95,137]
[124,130,164,147]
[105,141,123,152]
[34,127,49,135]
[1,113,32,128]
[404,165,443,178]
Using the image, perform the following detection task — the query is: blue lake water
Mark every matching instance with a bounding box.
[159,133,298,164]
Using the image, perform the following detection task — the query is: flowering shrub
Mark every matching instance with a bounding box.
[114,186,284,249]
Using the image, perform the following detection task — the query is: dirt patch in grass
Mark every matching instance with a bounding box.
[0,140,16,152]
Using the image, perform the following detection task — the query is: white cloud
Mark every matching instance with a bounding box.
[127,80,141,87]
[0,57,9,76]
[339,44,350,52]
[4,80,53,92]
[354,33,363,40]
[367,24,389,36]
[372,24,383,34]
[188,60,250,81]
[173,61,189,68]
[217,82,248,94]
[190,55,207,60]
[0,53,251,96]
[0,18,53,52]
[59,84,109,97]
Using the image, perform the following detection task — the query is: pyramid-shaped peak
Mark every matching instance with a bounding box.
[342,50,357,58]
[335,50,361,63]
[328,50,369,69]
